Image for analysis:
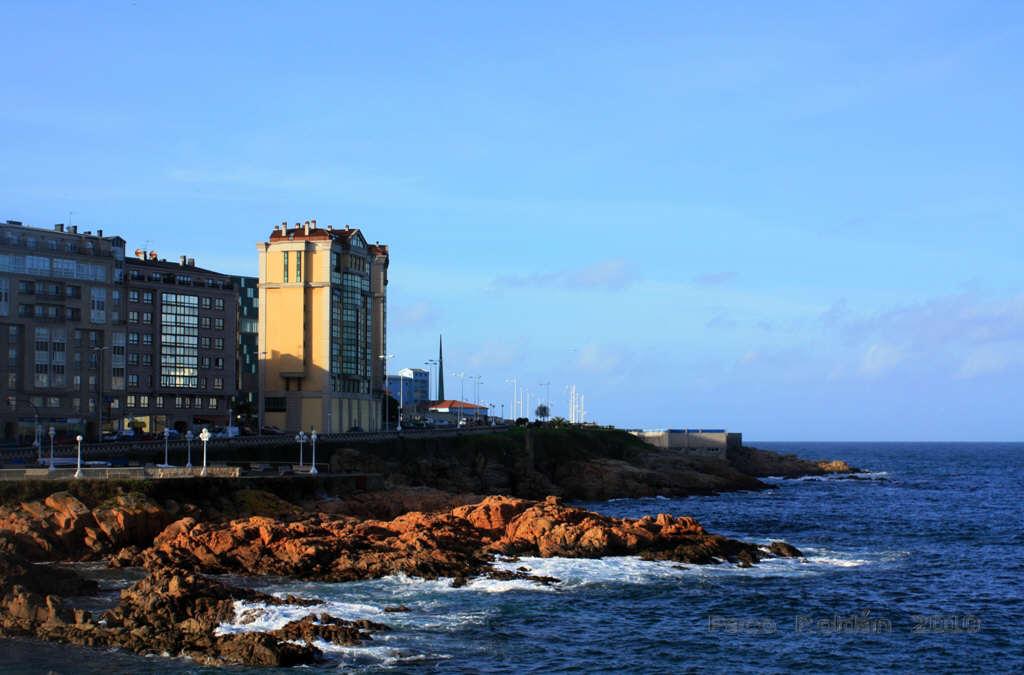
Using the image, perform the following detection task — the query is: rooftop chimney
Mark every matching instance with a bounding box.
[179,255,187,266]
[54,224,64,233]
[149,251,158,260]
[187,258,195,267]
[96,229,103,237]
[311,219,316,228]
[303,221,310,235]
[68,225,77,234]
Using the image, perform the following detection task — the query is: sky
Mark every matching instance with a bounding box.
[1,1,1021,440]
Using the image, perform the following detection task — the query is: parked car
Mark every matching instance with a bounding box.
[260,425,286,435]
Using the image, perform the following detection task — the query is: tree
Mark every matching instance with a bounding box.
[535,404,550,421]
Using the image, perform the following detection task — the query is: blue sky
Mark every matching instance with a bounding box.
[1,1,1021,440]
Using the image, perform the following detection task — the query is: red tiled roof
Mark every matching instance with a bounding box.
[267,222,369,245]
[428,400,488,410]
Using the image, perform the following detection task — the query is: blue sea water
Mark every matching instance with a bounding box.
[2,442,1023,673]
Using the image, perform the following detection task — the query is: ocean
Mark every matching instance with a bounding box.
[2,442,1022,673]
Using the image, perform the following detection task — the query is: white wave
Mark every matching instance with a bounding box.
[216,597,386,636]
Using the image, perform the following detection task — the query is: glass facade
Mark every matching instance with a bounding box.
[160,292,198,388]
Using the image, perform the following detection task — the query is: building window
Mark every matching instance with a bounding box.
[128,332,139,345]
[200,316,211,329]
[142,333,153,346]
[208,397,218,409]
[128,310,139,324]
[200,336,211,349]
[213,376,223,390]
[201,297,211,310]
[264,397,286,412]
[142,311,152,324]
[160,292,199,388]
[155,395,164,408]
[214,337,224,350]
[295,252,302,283]
[214,298,225,311]
[128,290,139,303]
[128,353,139,366]
[282,251,289,282]
[200,356,211,369]
[214,357,223,370]
[126,394,136,408]
[214,318,224,330]
[89,287,106,323]
[142,354,152,366]
[143,291,153,304]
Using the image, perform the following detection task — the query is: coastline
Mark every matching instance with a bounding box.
[0,433,860,667]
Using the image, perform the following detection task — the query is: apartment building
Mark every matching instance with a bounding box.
[257,220,388,432]
[0,220,126,443]
[122,253,238,434]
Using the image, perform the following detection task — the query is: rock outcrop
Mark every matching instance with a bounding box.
[132,495,796,582]
[0,491,172,561]
[0,551,385,667]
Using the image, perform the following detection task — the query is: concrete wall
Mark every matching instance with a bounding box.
[629,429,742,460]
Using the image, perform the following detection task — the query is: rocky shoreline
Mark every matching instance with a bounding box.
[0,439,857,667]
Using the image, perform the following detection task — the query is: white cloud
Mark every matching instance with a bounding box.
[859,343,904,378]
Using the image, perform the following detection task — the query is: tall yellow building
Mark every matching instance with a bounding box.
[257,220,388,433]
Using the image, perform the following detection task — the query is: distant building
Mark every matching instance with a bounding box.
[629,428,742,460]
[427,399,489,420]
[387,368,429,409]
[258,220,386,433]
[233,275,259,426]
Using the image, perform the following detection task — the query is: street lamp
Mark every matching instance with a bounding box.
[47,426,55,472]
[379,353,394,431]
[185,430,194,469]
[34,423,42,462]
[309,428,318,476]
[453,372,466,426]
[295,430,307,468]
[162,427,171,467]
[74,435,84,479]
[506,377,518,421]
[199,427,211,477]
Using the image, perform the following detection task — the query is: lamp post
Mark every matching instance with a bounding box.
[162,427,171,467]
[185,430,194,469]
[199,427,210,477]
[379,353,394,431]
[295,431,307,468]
[74,435,83,479]
[309,429,318,476]
[506,377,518,421]
[453,372,466,426]
[34,423,41,462]
[47,426,55,472]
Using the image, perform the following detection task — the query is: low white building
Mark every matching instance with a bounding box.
[629,428,742,460]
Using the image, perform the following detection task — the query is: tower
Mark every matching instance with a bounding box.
[437,335,445,401]
[258,221,387,432]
